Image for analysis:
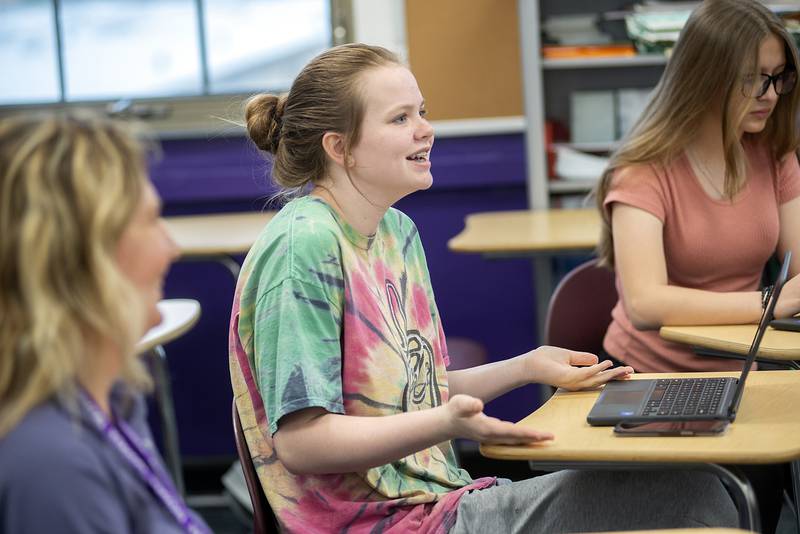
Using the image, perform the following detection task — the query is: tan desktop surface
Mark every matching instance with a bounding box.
[448,208,600,254]
[164,211,275,256]
[480,371,800,465]
[660,324,800,360]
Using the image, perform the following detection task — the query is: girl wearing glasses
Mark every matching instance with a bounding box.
[597,0,800,374]
[596,1,800,531]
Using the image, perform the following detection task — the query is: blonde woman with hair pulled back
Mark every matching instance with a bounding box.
[0,113,210,534]
[229,42,737,533]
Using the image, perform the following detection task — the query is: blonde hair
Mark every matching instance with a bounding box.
[596,0,800,267]
[245,43,401,199]
[0,112,152,436]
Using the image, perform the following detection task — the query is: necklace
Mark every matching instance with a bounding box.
[687,149,726,199]
[312,184,346,214]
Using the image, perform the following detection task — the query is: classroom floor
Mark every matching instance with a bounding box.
[187,450,800,534]
[185,461,249,534]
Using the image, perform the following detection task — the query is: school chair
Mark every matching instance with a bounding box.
[544,258,617,355]
[446,337,490,467]
[542,259,617,398]
[138,298,202,496]
[232,399,280,534]
[447,337,488,371]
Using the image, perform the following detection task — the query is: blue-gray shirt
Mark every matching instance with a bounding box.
[0,386,208,534]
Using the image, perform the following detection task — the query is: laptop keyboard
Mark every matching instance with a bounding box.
[641,378,728,417]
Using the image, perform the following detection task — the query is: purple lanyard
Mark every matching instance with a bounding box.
[79,390,210,534]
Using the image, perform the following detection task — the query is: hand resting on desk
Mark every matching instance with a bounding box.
[526,346,634,391]
[445,347,633,445]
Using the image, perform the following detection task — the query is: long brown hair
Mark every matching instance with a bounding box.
[0,112,152,436]
[595,0,800,267]
[245,43,401,199]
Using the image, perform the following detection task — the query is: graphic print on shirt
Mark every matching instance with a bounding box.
[229,198,493,534]
[386,280,441,411]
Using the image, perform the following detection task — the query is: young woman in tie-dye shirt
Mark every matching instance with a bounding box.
[229,43,738,533]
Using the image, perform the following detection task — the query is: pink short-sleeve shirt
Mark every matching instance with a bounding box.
[603,143,800,372]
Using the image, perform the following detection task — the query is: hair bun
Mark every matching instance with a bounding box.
[245,93,286,153]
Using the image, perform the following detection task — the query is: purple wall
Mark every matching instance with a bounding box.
[152,133,545,459]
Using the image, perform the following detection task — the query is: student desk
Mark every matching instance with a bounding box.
[661,324,800,532]
[447,207,600,255]
[660,324,800,368]
[448,208,601,341]
[138,299,202,353]
[162,212,273,502]
[164,211,275,277]
[137,298,201,496]
[480,371,800,532]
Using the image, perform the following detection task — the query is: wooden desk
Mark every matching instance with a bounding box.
[163,212,274,500]
[138,299,201,495]
[138,299,201,353]
[447,208,600,256]
[164,211,275,257]
[164,211,275,278]
[480,371,800,531]
[660,324,800,363]
[448,208,601,349]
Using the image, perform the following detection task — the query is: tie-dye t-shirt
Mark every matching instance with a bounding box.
[229,196,494,533]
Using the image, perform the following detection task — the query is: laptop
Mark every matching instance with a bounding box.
[587,251,791,426]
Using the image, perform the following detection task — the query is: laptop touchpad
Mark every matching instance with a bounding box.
[586,380,652,425]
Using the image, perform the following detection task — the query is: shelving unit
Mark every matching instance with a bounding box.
[553,141,619,152]
[548,178,598,195]
[518,0,668,208]
[542,54,667,70]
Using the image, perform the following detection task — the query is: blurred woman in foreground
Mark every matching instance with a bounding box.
[0,112,210,534]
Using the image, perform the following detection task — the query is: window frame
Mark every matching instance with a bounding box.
[0,0,352,136]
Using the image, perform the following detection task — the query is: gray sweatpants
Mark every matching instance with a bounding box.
[449,469,738,533]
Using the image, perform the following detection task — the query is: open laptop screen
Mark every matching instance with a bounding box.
[727,250,791,418]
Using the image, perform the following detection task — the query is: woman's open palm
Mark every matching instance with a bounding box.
[445,394,554,445]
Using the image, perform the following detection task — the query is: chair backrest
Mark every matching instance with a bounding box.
[232,399,279,534]
[544,259,618,354]
[446,337,488,371]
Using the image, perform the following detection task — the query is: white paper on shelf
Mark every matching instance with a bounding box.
[571,90,616,144]
[555,145,610,181]
[618,87,654,137]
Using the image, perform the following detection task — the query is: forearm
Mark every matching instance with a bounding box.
[447,356,529,402]
[274,407,454,475]
[626,285,763,329]
[612,203,789,329]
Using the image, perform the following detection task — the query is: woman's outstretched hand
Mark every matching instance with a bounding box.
[444,394,554,445]
[525,346,634,391]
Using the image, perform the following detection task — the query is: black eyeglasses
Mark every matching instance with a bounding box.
[741,69,797,98]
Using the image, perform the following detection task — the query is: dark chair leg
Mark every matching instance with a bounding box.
[149,345,185,496]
